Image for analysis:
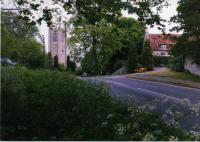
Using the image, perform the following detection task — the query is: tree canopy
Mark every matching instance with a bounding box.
[1,11,45,68]
[170,0,200,64]
[15,0,168,28]
[1,11,39,38]
[79,17,146,75]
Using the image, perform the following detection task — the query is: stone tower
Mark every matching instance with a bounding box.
[48,24,67,67]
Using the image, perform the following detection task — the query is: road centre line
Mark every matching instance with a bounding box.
[137,88,182,103]
[106,79,191,104]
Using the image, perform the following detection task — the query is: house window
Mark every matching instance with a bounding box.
[53,31,57,42]
[160,44,167,50]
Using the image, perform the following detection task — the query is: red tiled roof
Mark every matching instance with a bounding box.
[146,34,181,51]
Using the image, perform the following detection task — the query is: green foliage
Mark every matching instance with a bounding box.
[168,56,184,72]
[2,66,198,140]
[75,68,84,76]
[154,56,171,67]
[67,56,76,72]
[47,52,53,69]
[1,11,50,69]
[79,18,145,75]
[16,0,168,29]
[81,52,97,75]
[140,42,154,71]
[171,0,200,64]
[109,18,144,73]
[1,11,39,38]
[126,46,138,73]
[53,55,59,69]
[171,0,200,38]
[1,26,44,69]
[79,25,122,75]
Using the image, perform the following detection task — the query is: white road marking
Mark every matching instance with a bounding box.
[137,88,182,102]
[106,79,192,104]
[123,77,200,91]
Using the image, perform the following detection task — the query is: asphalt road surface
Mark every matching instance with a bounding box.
[93,76,200,134]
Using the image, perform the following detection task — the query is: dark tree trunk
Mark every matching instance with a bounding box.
[92,36,97,74]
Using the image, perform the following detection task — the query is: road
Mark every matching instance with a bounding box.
[93,76,200,134]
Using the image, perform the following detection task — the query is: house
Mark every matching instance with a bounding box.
[146,33,180,57]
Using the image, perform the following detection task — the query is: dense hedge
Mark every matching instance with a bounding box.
[154,56,171,67]
[1,66,197,140]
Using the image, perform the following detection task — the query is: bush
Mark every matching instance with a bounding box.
[75,67,83,75]
[1,66,197,140]
[140,42,154,71]
[1,26,44,69]
[126,47,138,73]
[168,56,184,72]
[67,56,76,72]
[154,56,171,67]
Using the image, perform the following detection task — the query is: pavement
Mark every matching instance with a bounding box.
[85,76,200,135]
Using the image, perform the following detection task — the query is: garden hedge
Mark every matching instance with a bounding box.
[1,66,197,140]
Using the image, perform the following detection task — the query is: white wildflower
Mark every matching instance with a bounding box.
[115,123,126,136]
[143,133,156,141]
[101,121,108,127]
[169,136,179,141]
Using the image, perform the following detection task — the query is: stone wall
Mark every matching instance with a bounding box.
[184,57,200,77]
[48,26,67,67]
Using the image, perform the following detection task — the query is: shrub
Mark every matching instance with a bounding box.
[1,66,198,140]
[53,55,59,69]
[75,67,83,75]
[154,56,171,67]
[67,56,76,72]
[126,47,138,73]
[1,26,44,69]
[168,56,184,72]
[140,42,154,71]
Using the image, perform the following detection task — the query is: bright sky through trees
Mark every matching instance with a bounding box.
[2,0,181,51]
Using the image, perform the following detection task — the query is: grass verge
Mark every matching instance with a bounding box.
[146,69,200,82]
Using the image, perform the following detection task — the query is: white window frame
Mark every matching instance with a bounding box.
[160,44,167,50]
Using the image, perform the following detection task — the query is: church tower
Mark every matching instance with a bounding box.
[48,24,67,67]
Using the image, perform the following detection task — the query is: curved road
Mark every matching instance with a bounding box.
[97,76,200,134]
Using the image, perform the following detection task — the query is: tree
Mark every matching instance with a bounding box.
[126,46,138,73]
[67,56,76,72]
[1,25,44,69]
[54,55,59,69]
[13,0,169,73]
[80,25,121,75]
[47,52,53,69]
[140,41,154,71]
[14,0,168,28]
[171,0,200,38]
[170,0,200,64]
[106,18,145,74]
[1,11,45,69]
[79,17,145,75]
[1,11,39,38]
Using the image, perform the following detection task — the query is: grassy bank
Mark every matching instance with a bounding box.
[146,68,200,82]
[1,66,198,140]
